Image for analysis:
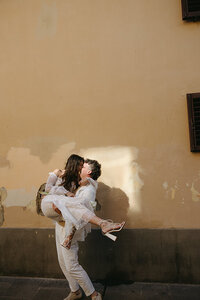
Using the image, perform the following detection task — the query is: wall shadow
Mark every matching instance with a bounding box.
[0,187,6,226]
[95,182,129,223]
[36,183,45,216]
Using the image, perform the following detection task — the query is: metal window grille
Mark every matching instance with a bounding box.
[187,93,200,152]
[181,0,200,21]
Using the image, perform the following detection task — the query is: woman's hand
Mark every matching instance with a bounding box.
[66,192,75,197]
[53,169,61,176]
[59,169,66,178]
[53,169,65,178]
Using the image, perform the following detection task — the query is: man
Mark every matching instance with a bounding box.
[55,159,102,300]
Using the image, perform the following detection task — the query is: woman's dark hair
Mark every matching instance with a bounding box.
[61,154,84,191]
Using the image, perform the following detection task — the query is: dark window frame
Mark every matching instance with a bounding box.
[187,93,200,152]
[181,0,200,21]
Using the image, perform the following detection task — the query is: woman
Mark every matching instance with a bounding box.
[41,154,125,249]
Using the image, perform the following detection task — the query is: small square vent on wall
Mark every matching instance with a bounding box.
[181,0,200,21]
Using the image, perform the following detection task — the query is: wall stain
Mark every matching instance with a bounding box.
[191,183,200,202]
[163,181,179,200]
[171,187,176,200]
[4,188,38,208]
[22,137,74,164]
[36,0,57,39]
[0,155,10,168]
[162,181,168,190]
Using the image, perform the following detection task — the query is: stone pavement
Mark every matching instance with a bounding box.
[0,276,200,300]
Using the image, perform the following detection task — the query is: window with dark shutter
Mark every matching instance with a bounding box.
[187,93,200,152]
[181,0,200,21]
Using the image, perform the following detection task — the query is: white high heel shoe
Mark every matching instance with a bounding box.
[100,220,125,241]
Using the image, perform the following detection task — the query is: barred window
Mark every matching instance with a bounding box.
[187,93,200,152]
[181,0,200,21]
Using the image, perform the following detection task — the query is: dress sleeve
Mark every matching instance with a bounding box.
[45,172,68,195]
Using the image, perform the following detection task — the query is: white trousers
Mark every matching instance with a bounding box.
[55,222,95,297]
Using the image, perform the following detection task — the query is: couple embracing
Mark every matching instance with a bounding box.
[41,154,125,300]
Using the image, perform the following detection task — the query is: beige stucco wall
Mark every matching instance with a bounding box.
[0,0,200,229]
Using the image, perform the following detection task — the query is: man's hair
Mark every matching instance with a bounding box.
[85,159,101,180]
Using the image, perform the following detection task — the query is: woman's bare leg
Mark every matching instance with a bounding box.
[52,204,76,250]
[52,203,61,215]
[52,204,124,244]
[62,225,76,249]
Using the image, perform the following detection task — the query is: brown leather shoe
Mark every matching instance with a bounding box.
[64,289,82,300]
[91,292,102,300]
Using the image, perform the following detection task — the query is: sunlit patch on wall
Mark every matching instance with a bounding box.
[80,146,144,212]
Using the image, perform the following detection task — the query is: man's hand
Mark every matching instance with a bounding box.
[66,192,75,197]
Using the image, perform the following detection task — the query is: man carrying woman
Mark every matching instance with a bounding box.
[41,154,125,300]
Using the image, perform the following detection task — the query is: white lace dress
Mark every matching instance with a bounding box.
[41,173,97,237]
